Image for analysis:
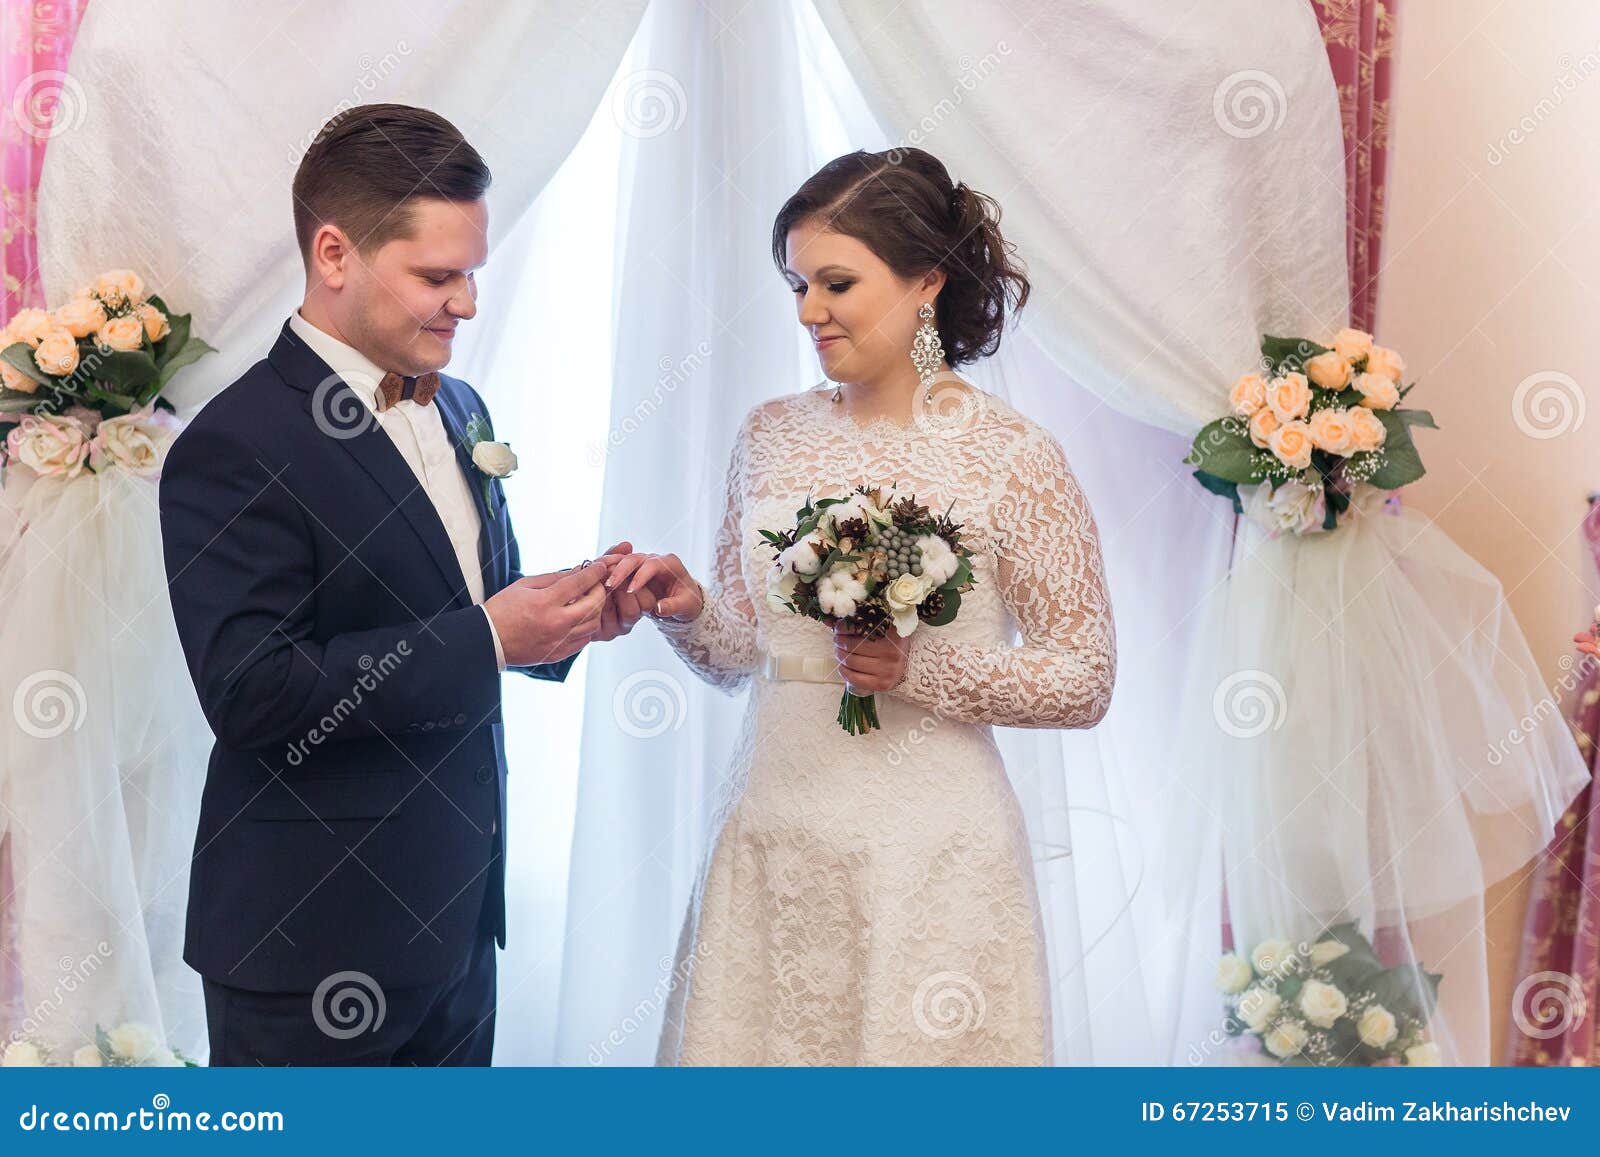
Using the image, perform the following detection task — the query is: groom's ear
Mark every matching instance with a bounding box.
[305,223,356,288]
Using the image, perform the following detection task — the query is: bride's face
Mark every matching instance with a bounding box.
[784,220,940,387]
[316,196,487,375]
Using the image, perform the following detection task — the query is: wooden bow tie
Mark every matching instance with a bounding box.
[377,371,441,410]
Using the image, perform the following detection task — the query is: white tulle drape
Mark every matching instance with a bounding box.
[9,0,646,1061]
[0,469,212,1060]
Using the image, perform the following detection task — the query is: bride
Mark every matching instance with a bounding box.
[605,148,1116,1065]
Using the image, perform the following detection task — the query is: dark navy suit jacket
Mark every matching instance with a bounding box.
[159,319,571,993]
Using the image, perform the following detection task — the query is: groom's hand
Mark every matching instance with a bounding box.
[484,562,610,666]
[591,541,649,643]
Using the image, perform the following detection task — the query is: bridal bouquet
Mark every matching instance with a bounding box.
[0,269,212,479]
[761,486,975,735]
[1185,329,1435,535]
[1216,924,1442,1066]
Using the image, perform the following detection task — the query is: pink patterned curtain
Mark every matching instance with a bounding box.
[1312,0,1395,334]
[0,0,88,1033]
[1507,503,1600,1065]
[1,0,87,319]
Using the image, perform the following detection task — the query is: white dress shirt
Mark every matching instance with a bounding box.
[288,310,506,670]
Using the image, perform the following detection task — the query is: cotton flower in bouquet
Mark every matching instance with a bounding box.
[0,270,212,480]
[760,485,976,734]
[1215,923,1443,1066]
[1186,329,1435,535]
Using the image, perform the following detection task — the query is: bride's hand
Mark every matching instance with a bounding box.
[604,551,704,622]
[832,624,910,694]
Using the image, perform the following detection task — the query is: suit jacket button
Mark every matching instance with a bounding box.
[475,766,493,785]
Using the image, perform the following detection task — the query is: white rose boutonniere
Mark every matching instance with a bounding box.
[462,412,516,521]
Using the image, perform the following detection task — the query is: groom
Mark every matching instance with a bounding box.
[160,104,645,1065]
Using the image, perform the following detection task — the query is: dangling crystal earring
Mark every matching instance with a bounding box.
[910,302,943,404]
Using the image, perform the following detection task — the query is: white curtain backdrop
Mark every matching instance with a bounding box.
[550,0,1283,1066]
[14,0,646,1061]
[812,0,1352,436]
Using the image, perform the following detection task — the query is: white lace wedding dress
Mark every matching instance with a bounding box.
[653,385,1116,1066]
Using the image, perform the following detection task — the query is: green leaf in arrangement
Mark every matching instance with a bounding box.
[0,341,58,389]
[80,348,159,394]
[1396,407,1437,430]
[1260,334,1329,372]
[1192,469,1243,513]
[155,334,214,390]
[1186,417,1271,485]
[152,309,192,369]
[943,555,974,592]
[1365,409,1428,489]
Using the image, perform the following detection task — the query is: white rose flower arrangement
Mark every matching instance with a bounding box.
[0,1021,193,1068]
[461,412,518,521]
[760,485,976,734]
[1215,922,1442,1066]
[1,270,211,480]
[1186,330,1434,536]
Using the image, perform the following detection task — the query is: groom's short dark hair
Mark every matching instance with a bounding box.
[292,103,491,262]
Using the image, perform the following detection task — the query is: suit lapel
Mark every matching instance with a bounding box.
[432,381,502,596]
[270,322,477,611]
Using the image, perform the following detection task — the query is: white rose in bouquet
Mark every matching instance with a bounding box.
[1404,1041,1441,1066]
[71,1044,105,1067]
[1236,986,1282,1033]
[767,570,800,612]
[1263,1020,1309,1059]
[1214,953,1253,995]
[92,410,175,477]
[1357,1004,1398,1048]
[1249,939,1296,978]
[107,1021,162,1064]
[1309,939,1350,967]
[884,572,936,637]
[1,1040,46,1067]
[1297,979,1348,1028]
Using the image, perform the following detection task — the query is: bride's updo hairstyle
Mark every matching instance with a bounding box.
[771,148,1030,366]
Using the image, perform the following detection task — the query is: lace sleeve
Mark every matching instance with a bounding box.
[654,413,759,694]
[894,426,1116,728]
